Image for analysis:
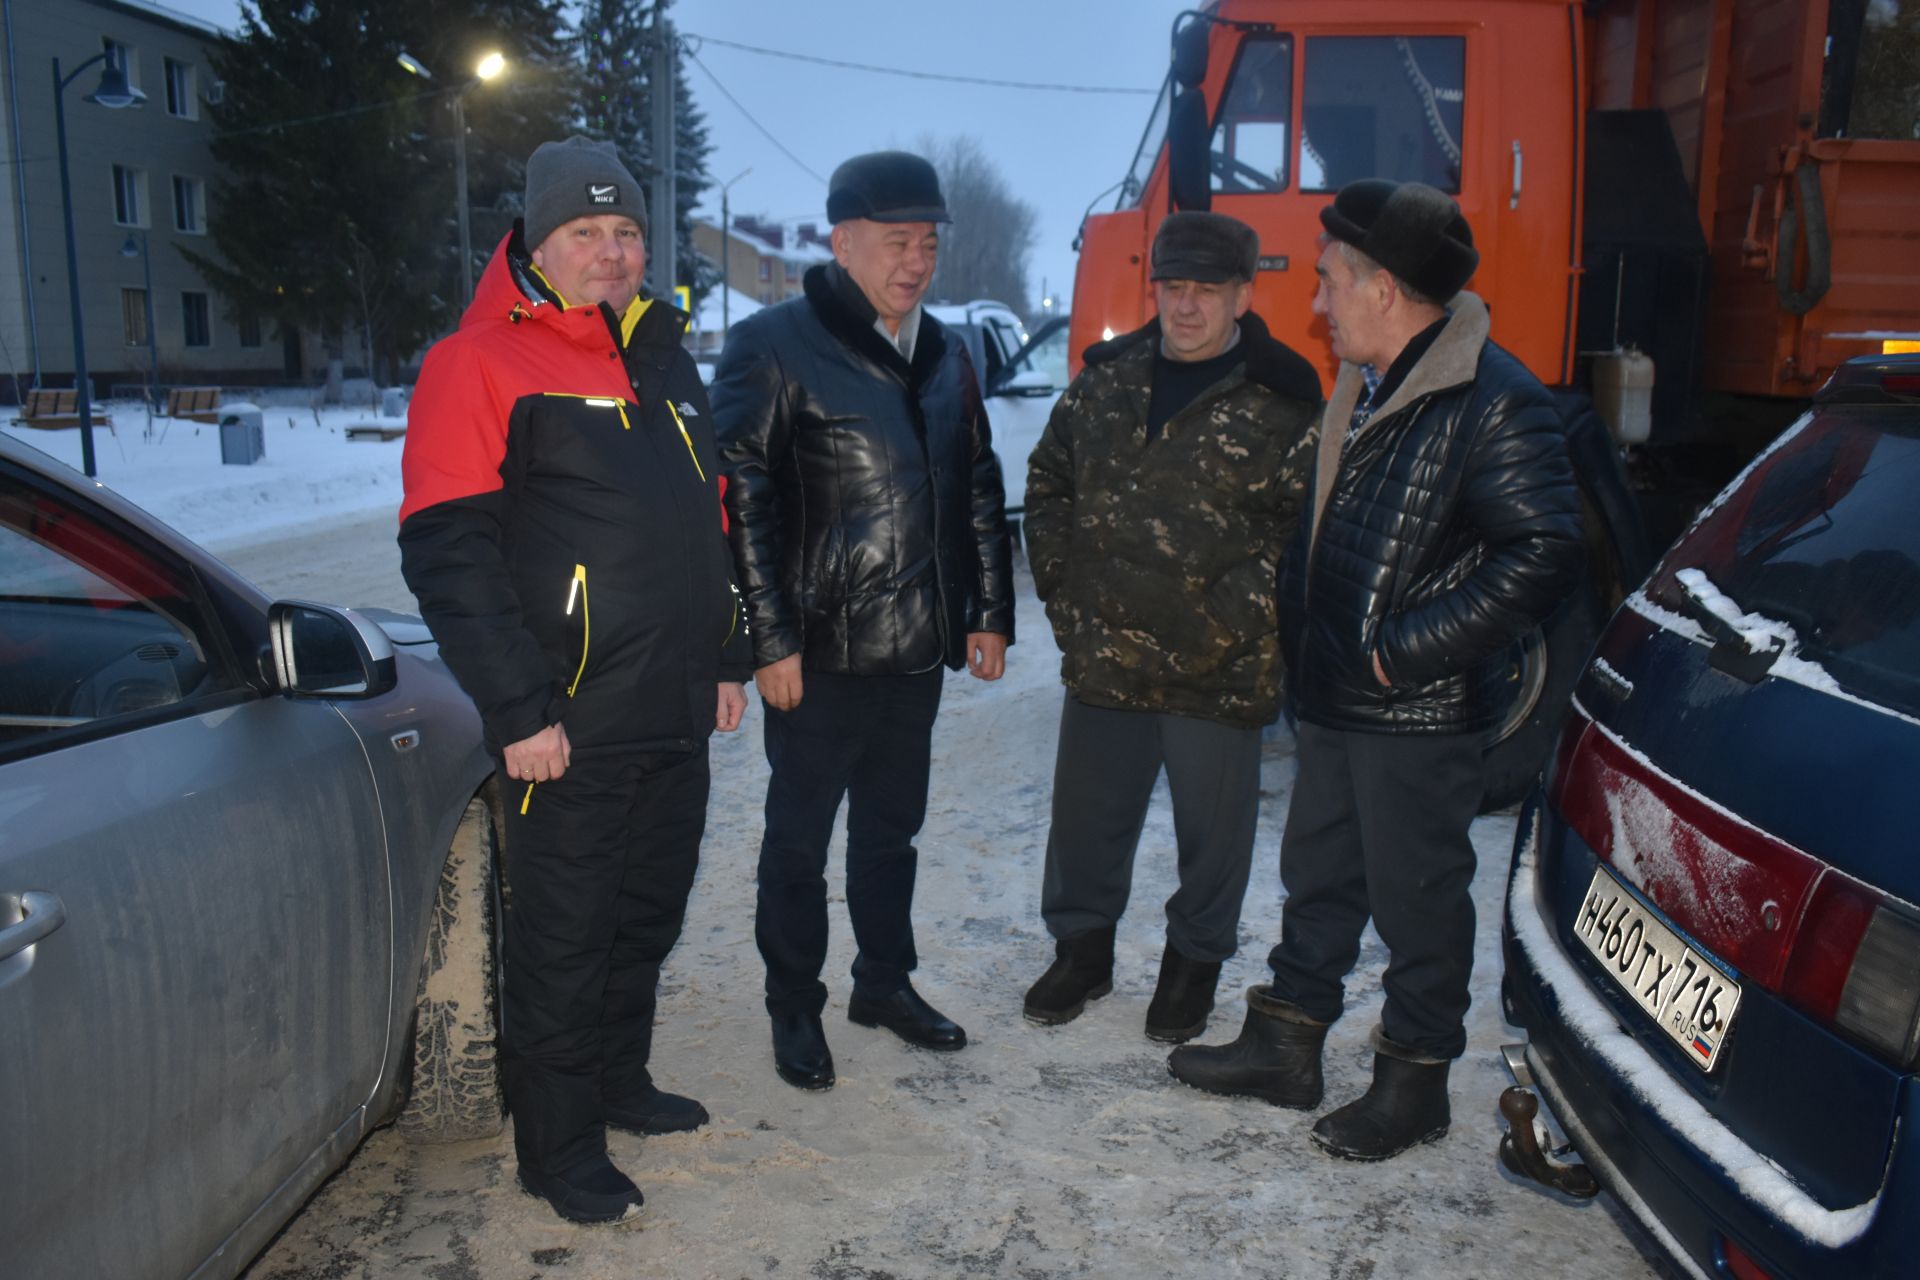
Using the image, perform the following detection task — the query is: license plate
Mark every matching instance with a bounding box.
[1573,866,1743,1072]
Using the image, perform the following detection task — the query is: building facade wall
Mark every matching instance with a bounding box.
[1,0,286,402]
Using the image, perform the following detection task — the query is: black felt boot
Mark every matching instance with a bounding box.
[1165,985,1330,1108]
[1310,1036,1451,1161]
[1143,945,1223,1043]
[1023,925,1116,1026]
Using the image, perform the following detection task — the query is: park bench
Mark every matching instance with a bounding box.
[8,389,110,430]
[164,387,222,423]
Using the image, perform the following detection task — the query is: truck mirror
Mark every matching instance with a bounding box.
[1167,86,1212,212]
[1172,16,1209,89]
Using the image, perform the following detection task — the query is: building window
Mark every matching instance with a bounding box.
[172,175,205,234]
[784,259,800,283]
[182,292,210,347]
[112,164,146,227]
[758,258,771,282]
[164,59,196,119]
[122,289,149,347]
[102,37,138,87]
[237,314,262,349]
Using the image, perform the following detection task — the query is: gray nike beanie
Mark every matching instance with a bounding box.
[523,136,649,251]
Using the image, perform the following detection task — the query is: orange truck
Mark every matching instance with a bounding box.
[1068,0,1920,803]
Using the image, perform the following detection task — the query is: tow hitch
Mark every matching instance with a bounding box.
[1498,1044,1600,1200]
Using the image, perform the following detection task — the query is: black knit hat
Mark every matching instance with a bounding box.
[826,151,951,224]
[1150,211,1259,283]
[524,136,648,250]
[1319,179,1478,302]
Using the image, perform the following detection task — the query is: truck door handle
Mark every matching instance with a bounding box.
[1510,141,1523,209]
[0,891,68,961]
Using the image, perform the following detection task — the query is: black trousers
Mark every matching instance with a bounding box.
[1267,721,1484,1059]
[498,747,708,1177]
[1040,695,1263,962]
[755,668,944,1015]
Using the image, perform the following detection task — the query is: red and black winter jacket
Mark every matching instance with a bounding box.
[398,226,751,757]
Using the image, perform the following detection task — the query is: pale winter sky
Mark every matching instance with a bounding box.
[153,0,1194,319]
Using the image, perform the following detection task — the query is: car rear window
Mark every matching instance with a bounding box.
[1645,412,1920,719]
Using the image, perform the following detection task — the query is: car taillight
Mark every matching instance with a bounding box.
[1720,1235,1777,1280]
[1557,721,1822,988]
[1554,718,1920,1069]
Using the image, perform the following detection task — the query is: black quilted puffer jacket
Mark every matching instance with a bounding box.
[711,264,1015,675]
[1278,293,1583,734]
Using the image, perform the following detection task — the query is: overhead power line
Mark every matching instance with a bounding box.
[683,44,828,186]
[680,32,1157,96]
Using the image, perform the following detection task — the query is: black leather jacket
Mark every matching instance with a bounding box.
[712,264,1015,675]
[1278,294,1583,734]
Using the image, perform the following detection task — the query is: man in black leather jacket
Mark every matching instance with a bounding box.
[712,152,1015,1092]
[1170,180,1583,1162]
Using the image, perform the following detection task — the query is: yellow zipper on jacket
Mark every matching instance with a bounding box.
[522,562,591,816]
[540,392,631,429]
[666,399,706,481]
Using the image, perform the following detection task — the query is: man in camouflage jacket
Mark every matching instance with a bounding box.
[1022,212,1323,1043]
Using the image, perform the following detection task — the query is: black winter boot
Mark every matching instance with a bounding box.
[1165,985,1330,1108]
[1143,945,1223,1043]
[1023,926,1116,1025]
[1310,1037,1451,1162]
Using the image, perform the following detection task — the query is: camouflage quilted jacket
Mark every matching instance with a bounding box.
[1024,311,1323,726]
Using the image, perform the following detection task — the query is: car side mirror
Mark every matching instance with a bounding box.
[1167,18,1213,212]
[268,601,397,698]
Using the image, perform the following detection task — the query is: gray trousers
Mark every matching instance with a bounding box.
[1040,695,1263,962]
[1267,720,1484,1059]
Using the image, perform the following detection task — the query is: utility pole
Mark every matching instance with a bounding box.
[648,2,677,301]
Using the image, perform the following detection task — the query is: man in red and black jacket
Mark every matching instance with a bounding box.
[398,136,750,1226]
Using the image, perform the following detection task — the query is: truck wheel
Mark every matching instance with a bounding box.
[1480,583,1604,813]
[396,796,505,1143]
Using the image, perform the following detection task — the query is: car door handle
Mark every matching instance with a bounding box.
[0,891,67,961]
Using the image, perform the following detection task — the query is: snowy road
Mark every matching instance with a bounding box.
[222,513,1662,1280]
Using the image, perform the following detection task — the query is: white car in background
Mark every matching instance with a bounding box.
[926,300,1069,546]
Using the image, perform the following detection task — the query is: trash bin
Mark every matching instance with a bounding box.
[218,403,265,465]
[380,386,410,419]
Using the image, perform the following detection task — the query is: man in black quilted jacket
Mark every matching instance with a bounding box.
[1170,180,1583,1162]
[711,151,1015,1092]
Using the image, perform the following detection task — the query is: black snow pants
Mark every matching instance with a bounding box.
[497,747,709,1178]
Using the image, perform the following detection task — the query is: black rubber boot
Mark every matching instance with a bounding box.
[1143,945,1223,1043]
[1310,1039,1452,1162]
[1023,925,1116,1026]
[1165,985,1330,1107]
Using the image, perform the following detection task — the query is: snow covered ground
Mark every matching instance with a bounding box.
[4,408,1664,1279]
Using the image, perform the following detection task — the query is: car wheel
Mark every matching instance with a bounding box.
[396,795,505,1142]
[1480,580,1605,813]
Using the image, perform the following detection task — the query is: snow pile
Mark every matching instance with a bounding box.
[3,404,406,549]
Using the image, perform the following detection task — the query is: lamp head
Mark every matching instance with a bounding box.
[475,51,506,81]
[85,64,146,109]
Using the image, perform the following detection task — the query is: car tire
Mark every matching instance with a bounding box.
[1480,578,1605,813]
[396,795,505,1143]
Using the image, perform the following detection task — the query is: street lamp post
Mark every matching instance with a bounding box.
[53,52,146,478]
[121,233,159,424]
[719,167,750,334]
[398,50,505,308]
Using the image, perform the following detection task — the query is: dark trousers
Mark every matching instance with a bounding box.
[1040,695,1263,962]
[755,668,944,1015]
[498,748,708,1177]
[1267,721,1483,1059]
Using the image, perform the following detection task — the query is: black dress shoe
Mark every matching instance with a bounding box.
[516,1156,644,1225]
[604,1085,710,1135]
[847,985,967,1051]
[771,1009,836,1090]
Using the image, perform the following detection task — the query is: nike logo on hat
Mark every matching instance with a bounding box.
[587,183,619,204]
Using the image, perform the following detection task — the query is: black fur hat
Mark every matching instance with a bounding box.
[1319,179,1478,302]
[826,151,951,225]
[1150,211,1259,284]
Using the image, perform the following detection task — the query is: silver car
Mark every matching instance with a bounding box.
[0,432,502,1279]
